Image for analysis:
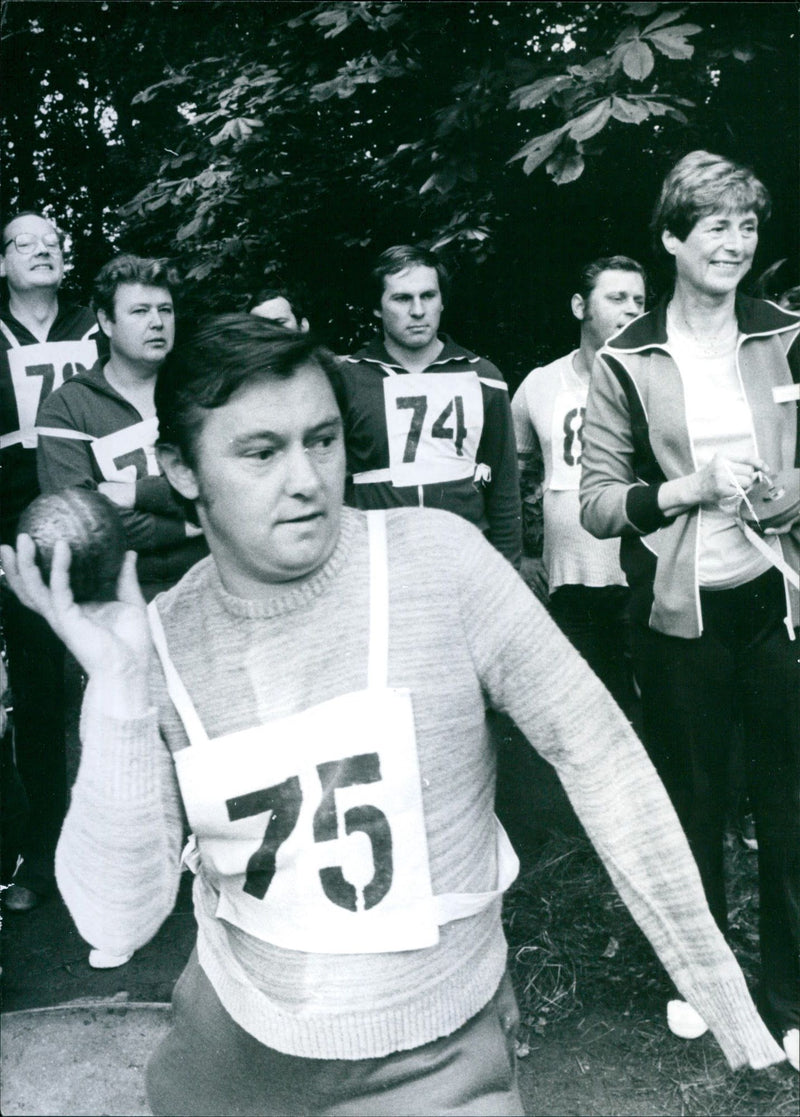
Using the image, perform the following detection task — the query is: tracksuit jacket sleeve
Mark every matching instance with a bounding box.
[479,384,522,567]
[36,393,191,554]
[579,353,671,539]
[449,517,782,1070]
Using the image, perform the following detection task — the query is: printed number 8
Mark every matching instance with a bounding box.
[562,406,585,467]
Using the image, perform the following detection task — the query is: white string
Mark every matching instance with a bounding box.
[723,460,762,527]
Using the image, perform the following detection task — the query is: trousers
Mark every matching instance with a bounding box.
[631,568,799,1034]
[147,949,524,1116]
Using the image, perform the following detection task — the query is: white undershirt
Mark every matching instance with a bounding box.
[667,313,771,588]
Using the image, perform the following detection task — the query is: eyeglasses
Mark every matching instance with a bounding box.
[3,232,63,255]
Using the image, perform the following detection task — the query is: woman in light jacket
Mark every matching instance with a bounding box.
[580,150,799,1068]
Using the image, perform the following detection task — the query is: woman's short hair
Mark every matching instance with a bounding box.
[651,150,771,245]
[91,254,181,320]
[155,313,345,470]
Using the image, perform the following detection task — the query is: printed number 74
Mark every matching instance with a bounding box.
[226,752,394,913]
[396,395,468,462]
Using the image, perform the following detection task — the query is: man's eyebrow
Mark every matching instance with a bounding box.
[229,429,282,450]
[307,416,343,435]
[230,416,341,449]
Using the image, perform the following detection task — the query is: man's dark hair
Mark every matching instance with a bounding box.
[155,313,345,470]
[370,244,451,308]
[2,210,62,250]
[91,254,181,321]
[576,256,647,304]
[247,286,305,322]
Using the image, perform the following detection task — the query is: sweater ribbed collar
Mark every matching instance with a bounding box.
[205,506,363,620]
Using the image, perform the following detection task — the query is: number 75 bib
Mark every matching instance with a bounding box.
[174,685,440,954]
[383,372,484,487]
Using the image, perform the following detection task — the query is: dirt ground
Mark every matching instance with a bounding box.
[1,722,797,1116]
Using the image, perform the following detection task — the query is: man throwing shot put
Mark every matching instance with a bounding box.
[2,316,786,1116]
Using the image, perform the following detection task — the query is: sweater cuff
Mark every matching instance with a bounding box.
[678,972,786,1070]
[625,483,671,534]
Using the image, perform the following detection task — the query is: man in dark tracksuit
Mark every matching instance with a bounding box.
[0,211,102,910]
[37,254,207,604]
[341,245,521,568]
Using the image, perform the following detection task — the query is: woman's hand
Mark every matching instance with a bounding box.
[1,536,153,712]
[658,453,772,516]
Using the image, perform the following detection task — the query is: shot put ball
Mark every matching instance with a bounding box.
[17,489,127,603]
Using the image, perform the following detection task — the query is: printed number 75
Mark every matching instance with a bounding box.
[225,752,394,912]
[396,395,467,462]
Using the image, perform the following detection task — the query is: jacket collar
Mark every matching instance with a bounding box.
[348,332,479,370]
[608,293,800,353]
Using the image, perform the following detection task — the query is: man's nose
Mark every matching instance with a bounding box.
[409,298,425,317]
[285,444,321,496]
[148,309,165,329]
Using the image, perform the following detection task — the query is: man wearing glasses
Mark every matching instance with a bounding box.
[0,210,101,912]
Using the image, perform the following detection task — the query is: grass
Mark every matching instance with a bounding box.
[502,829,799,1116]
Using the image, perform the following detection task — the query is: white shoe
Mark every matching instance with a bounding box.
[783,1028,799,1071]
[88,948,133,970]
[667,999,708,1039]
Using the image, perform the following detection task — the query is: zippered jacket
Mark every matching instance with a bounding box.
[36,360,207,590]
[0,301,102,543]
[580,295,800,638]
[341,335,522,568]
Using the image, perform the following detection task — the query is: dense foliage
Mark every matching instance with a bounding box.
[1,1,797,381]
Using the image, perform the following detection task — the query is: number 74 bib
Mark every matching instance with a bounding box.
[383,372,484,487]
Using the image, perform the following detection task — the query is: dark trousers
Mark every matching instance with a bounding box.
[631,568,799,1034]
[1,585,66,893]
[548,584,640,724]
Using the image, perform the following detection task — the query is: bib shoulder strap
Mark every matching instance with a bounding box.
[147,601,211,746]
[366,510,390,689]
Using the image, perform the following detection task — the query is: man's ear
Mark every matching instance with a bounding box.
[96,307,114,340]
[299,317,310,333]
[571,293,586,322]
[156,444,200,502]
[0,257,6,281]
[372,306,382,322]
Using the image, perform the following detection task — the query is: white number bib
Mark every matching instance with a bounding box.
[549,387,587,491]
[7,338,98,447]
[91,418,160,482]
[174,686,439,954]
[382,372,484,487]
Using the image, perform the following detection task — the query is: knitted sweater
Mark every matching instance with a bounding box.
[55,506,783,1068]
